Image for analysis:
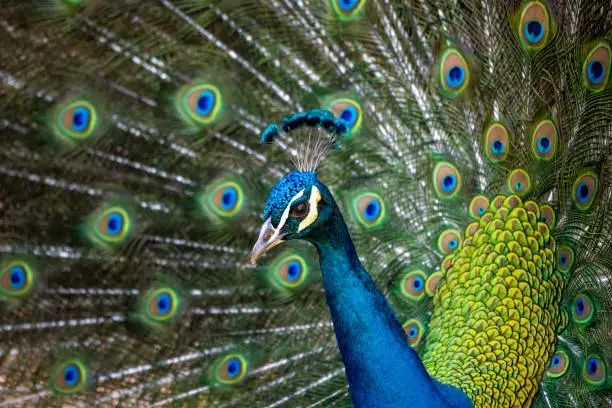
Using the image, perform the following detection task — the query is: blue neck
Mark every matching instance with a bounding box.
[308,209,472,408]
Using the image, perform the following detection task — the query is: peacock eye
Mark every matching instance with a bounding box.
[146,288,179,322]
[400,270,427,301]
[199,178,245,220]
[210,181,244,217]
[327,98,363,136]
[572,293,594,327]
[331,0,366,20]
[54,99,98,142]
[216,354,248,384]
[439,48,470,97]
[556,244,574,275]
[275,255,309,288]
[484,123,510,162]
[433,162,461,199]
[51,359,89,395]
[572,171,598,210]
[133,283,183,331]
[539,204,556,230]
[547,350,569,378]
[438,229,462,255]
[0,260,36,298]
[469,195,489,219]
[507,168,531,197]
[531,120,558,160]
[402,319,425,348]
[90,206,132,244]
[351,192,386,228]
[177,82,222,125]
[583,42,610,91]
[290,202,309,218]
[583,355,606,386]
[518,1,551,50]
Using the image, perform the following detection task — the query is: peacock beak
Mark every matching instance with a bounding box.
[250,217,286,265]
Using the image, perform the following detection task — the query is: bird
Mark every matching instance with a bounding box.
[0,0,610,407]
[250,114,475,407]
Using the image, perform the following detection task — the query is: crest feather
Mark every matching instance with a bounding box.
[260,110,346,172]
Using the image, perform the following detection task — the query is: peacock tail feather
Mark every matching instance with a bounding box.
[0,0,610,407]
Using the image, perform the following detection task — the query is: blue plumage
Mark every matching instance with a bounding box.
[279,110,348,136]
[261,124,280,143]
[263,171,317,223]
[252,171,473,407]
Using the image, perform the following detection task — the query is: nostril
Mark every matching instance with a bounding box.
[263,229,274,242]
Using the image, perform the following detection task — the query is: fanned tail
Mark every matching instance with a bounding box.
[1,0,610,407]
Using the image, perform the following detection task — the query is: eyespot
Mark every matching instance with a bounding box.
[539,204,556,230]
[583,355,606,386]
[531,120,557,160]
[438,229,462,255]
[54,100,97,142]
[352,193,386,228]
[469,195,490,219]
[207,180,244,217]
[0,261,36,297]
[425,271,444,297]
[583,42,610,91]
[402,319,425,347]
[556,244,574,275]
[91,206,131,244]
[51,359,88,394]
[400,270,427,301]
[146,288,179,322]
[328,98,362,135]
[573,171,598,210]
[217,354,247,384]
[177,82,222,125]
[330,0,366,20]
[519,1,551,50]
[507,169,531,197]
[276,255,308,288]
[546,350,569,378]
[439,49,470,96]
[433,162,461,199]
[572,294,594,327]
[290,201,310,219]
[484,123,510,162]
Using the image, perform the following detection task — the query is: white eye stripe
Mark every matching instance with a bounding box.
[298,186,321,232]
[273,189,305,235]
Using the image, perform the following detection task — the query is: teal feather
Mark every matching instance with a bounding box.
[0,0,610,407]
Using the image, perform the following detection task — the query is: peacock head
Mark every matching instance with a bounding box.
[250,109,349,264]
[250,170,336,264]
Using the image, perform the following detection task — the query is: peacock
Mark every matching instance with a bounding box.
[0,0,610,407]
